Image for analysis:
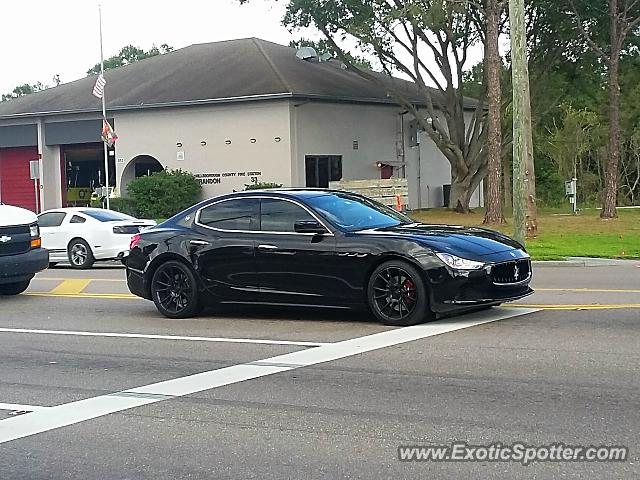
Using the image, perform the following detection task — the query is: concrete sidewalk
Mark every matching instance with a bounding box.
[533,257,640,267]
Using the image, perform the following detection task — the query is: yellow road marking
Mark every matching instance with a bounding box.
[507,304,640,310]
[34,277,124,283]
[22,293,640,310]
[26,292,139,300]
[535,288,640,294]
[49,280,93,295]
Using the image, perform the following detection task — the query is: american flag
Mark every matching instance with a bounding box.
[92,74,106,98]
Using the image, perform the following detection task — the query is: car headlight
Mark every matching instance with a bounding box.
[435,252,485,270]
[29,223,39,238]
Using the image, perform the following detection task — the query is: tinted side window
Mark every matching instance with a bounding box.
[198,199,259,231]
[38,212,67,227]
[260,199,315,232]
[70,215,86,224]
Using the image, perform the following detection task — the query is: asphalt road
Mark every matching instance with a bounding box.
[0,261,639,479]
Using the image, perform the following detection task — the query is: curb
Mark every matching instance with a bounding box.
[532,257,640,268]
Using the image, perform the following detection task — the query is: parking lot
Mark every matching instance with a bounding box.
[1,261,639,479]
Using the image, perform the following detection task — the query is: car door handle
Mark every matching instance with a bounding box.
[257,244,278,250]
[189,240,209,246]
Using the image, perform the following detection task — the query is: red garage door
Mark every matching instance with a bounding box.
[0,147,39,211]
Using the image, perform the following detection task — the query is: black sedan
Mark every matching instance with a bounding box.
[125,190,533,326]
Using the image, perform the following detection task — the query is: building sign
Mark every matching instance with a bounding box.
[194,171,262,186]
[29,160,40,180]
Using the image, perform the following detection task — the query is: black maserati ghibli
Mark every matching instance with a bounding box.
[125,190,533,326]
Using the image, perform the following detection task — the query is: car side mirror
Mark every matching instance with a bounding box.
[294,220,327,235]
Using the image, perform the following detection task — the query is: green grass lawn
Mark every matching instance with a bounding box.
[408,207,640,260]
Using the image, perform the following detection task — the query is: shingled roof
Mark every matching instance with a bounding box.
[0,38,477,119]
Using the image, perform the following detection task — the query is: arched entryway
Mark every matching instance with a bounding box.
[120,155,164,195]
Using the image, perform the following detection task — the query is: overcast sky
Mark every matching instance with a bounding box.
[0,0,310,94]
[1,0,485,96]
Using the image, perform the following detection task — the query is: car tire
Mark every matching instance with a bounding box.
[0,280,31,295]
[367,260,433,326]
[150,260,201,319]
[67,239,95,269]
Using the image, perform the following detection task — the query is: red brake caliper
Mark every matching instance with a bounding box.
[402,279,416,306]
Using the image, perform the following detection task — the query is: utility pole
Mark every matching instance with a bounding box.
[509,0,537,245]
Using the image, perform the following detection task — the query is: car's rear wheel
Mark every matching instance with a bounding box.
[150,260,200,319]
[68,239,94,269]
[367,260,432,326]
[0,280,31,295]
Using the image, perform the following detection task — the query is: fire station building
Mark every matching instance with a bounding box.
[0,38,482,212]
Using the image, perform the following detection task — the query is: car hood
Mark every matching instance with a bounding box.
[356,223,525,260]
[0,205,37,227]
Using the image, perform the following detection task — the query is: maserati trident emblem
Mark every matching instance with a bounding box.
[513,264,520,280]
[0,235,12,243]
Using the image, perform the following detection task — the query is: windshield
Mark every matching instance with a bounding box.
[80,210,134,222]
[305,193,413,232]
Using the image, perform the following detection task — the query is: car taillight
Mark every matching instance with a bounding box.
[114,226,140,234]
[130,234,141,250]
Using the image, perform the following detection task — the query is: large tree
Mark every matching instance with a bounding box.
[469,0,507,224]
[568,0,640,218]
[1,82,48,102]
[87,44,174,75]
[249,0,489,212]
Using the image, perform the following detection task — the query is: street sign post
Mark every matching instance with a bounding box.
[29,160,40,214]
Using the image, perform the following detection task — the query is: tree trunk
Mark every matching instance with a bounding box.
[503,155,512,210]
[483,0,506,225]
[449,177,475,213]
[601,13,620,218]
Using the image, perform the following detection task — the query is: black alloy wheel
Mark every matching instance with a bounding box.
[367,260,432,326]
[150,260,201,319]
[67,239,95,269]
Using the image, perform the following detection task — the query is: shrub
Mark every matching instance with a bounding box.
[126,169,202,219]
[244,182,283,191]
[108,197,139,217]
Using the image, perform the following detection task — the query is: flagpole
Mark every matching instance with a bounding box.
[99,4,110,209]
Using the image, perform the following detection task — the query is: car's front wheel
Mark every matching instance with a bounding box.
[0,280,31,295]
[150,260,201,319]
[68,239,95,269]
[367,260,433,326]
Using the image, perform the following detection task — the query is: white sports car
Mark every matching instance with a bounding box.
[38,208,156,269]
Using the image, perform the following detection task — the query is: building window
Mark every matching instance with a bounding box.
[305,156,342,188]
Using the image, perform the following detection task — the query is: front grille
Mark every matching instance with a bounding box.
[491,259,531,284]
[0,225,30,235]
[0,225,31,256]
[0,242,31,256]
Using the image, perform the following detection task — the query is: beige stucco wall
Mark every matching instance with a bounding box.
[293,101,461,210]
[114,101,292,199]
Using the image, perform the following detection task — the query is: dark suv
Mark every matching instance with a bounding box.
[0,203,49,295]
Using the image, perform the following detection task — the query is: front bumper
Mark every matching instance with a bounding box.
[426,263,533,313]
[0,248,49,284]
